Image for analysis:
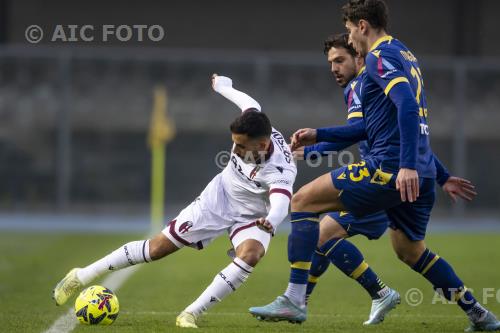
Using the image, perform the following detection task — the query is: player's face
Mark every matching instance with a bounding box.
[346,20,368,57]
[231,133,269,164]
[327,46,357,88]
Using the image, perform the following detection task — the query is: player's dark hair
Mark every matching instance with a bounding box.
[324,33,357,57]
[342,0,389,30]
[230,109,272,139]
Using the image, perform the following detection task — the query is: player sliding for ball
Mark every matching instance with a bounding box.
[53,74,297,329]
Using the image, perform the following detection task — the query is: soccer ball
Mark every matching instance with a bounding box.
[74,285,119,325]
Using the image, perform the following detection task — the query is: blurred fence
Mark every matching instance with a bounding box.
[0,45,499,218]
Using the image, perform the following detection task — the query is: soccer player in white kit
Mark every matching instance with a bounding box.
[52,74,297,328]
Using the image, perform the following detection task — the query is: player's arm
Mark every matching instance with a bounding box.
[433,154,477,202]
[366,52,420,202]
[212,74,261,112]
[434,154,450,186]
[298,141,355,160]
[290,121,367,151]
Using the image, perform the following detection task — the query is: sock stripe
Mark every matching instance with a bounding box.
[290,217,320,223]
[350,261,369,279]
[232,260,252,274]
[291,261,312,270]
[308,275,319,283]
[142,240,149,263]
[324,239,343,257]
[421,255,440,275]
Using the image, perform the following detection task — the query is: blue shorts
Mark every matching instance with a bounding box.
[330,161,435,241]
[326,211,388,240]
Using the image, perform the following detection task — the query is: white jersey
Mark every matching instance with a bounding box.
[221,127,296,221]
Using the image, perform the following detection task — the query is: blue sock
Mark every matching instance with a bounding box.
[288,212,320,285]
[320,238,387,299]
[305,248,330,303]
[412,249,478,313]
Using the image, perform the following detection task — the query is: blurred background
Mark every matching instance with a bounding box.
[1,0,499,233]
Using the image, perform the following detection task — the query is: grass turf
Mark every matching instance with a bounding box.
[1,231,499,332]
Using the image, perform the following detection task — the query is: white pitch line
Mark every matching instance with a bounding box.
[43,265,139,333]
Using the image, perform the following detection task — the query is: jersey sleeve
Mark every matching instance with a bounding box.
[213,76,262,112]
[433,154,451,186]
[266,168,295,200]
[316,120,367,143]
[304,141,355,159]
[366,50,420,170]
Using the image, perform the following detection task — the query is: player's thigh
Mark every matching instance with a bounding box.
[389,228,426,266]
[230,222,271,267]
[149,232,180,260]
[163,200,229,251]
[318,214,348,247]
[292,171,345,213]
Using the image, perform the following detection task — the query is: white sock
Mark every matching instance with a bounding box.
[284,282,307,308]
[184,257,253,316]
[467,302,488,322]
[77,240,151,285]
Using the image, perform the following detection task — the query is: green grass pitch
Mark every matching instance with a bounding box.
[1,231,499,332]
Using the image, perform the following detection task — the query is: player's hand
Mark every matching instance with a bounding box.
[290,128,317,151]
[255,217,274,234]
[396,168,419,202]
[211,73,232,92]
[291,146,305,160]
[442,176,477,203]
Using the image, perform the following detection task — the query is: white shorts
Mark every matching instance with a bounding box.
[162,196,271,253]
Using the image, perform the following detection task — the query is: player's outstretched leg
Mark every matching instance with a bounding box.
[178,239,265,328]
[391,229,500,332]
[52,233,178,306]
[249,172,343,323]
[316,237,400,324]
[305,248,330,304]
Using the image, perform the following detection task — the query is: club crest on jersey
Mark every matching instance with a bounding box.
[249,166,261,179]
[178,221,193,234]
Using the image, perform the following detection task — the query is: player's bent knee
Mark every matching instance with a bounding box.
[318,216,348,247]
[394,247,424,266]
[148,233,179,260]
[291,189,309,212]
[235,240,265,267]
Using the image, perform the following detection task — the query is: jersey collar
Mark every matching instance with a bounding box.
[369,35,393,52]
[255,140,274,164]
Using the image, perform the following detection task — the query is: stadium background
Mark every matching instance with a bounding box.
[1,1,500,332]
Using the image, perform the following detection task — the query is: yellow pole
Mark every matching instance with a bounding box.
[148,86,175,233]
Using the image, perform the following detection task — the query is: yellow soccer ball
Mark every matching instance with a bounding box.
[74,285,119,325]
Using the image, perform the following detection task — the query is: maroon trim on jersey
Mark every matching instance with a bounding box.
[229,222,257,241]
[232,260,252,274]
[269,188,292,200]
[169,220,191,246]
